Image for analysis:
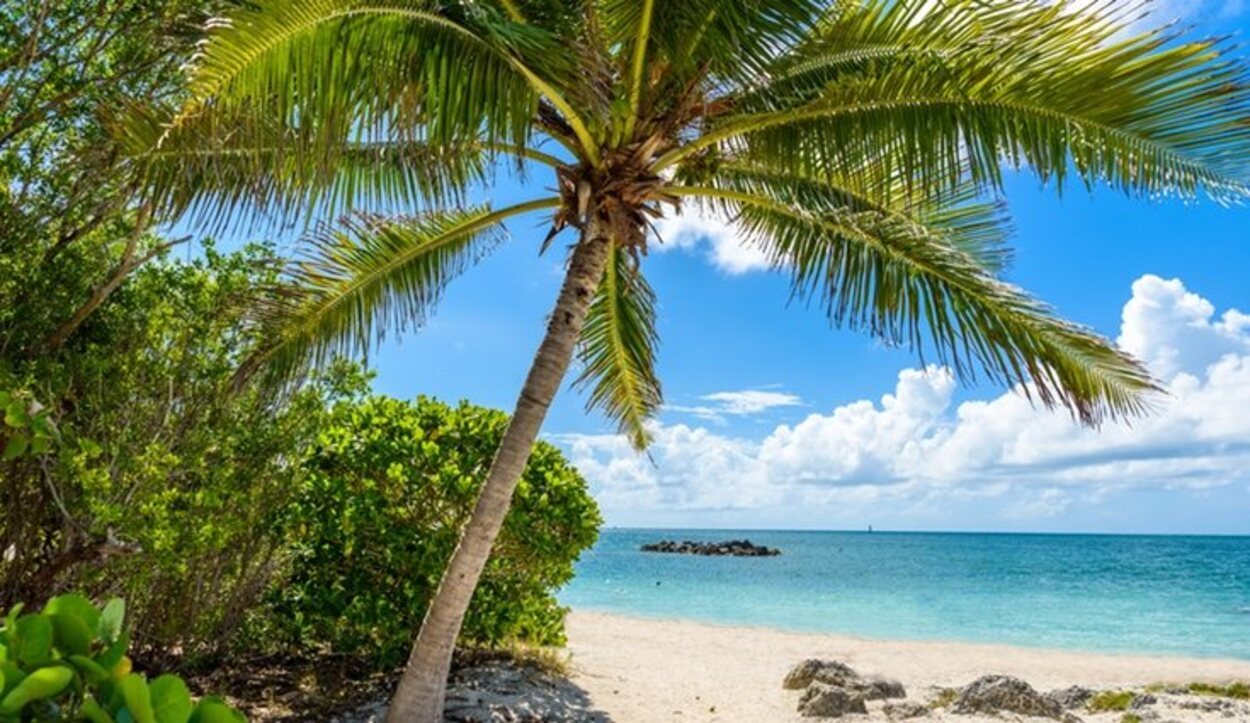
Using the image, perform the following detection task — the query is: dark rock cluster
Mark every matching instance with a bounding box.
[782,659,907,718]
[639,539,781,556]
[953,675,1062,718]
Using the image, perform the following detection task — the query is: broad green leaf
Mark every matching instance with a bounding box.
[69,655,111,684]
[0,662,22,695]
[188,699,245,723]
[149,675,193,723]
[45,593,99,632]
[81,695,116,723]
[98,599,125,644]
[118,673,157,723]
[97,632,129,670]
[2,434,28,461]
[3,401,28,429]
[13,616,52,666]
[48,614,94,656]
[0,665,73,713]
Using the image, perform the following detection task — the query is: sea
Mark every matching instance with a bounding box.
[559,528,1250,660]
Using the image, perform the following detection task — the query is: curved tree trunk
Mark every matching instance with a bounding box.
[385,216,613,722]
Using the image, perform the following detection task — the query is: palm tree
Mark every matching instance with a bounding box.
[128,0,1250,719]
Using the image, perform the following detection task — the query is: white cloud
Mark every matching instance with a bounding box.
[653,208,772,275]
[665,389,803,422]
[559,275,1250,524]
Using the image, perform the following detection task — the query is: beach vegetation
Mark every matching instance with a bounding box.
[0,593,244,721]
[929,688,958,709]
[1119,714,1143,723]
[122,0,1250,716]
[265,395,601,667]
[1087,690,1134,712]
[1186,682,1250,700]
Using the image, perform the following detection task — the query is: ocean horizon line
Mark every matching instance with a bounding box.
[605,525,1250,539]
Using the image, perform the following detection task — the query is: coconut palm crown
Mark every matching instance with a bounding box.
[127,0,1250,719]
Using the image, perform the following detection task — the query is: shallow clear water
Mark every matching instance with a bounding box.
[560,529,1250,659]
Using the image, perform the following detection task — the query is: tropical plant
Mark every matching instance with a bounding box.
[0,246,360,660]
[125,0,1250,718]
[270,395,599,667]
[0,593,244,722]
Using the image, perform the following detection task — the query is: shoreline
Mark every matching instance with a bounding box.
[564,604,1250,664]
[564,610,1250,722]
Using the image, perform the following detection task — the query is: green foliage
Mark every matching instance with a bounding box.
[137,0,1250,449]
[1,246,366,658]
[1187,682,1250,700]
[1088,690,1134,712]
[575,246,662,450]
[0,594,244,722]
[928,688,958,709]
[1120,714,1143,723]
[269,396,601,667]
[0,391,56,462]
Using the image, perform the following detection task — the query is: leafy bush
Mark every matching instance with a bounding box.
[1188,682,1250,699]
[1088,690,1134,712]
[0,593,244,722]
[1,247,365,660]
[269,396,601,667]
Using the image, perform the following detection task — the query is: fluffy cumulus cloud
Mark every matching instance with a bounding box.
[557,276,1250,526]
[652,208,772,275]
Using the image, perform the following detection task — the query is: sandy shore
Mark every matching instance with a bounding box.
[564,611,1250,722]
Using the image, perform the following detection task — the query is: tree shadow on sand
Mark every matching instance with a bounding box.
[442,659,614,722]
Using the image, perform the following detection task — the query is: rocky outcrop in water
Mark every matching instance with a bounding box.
[639,539,781,556]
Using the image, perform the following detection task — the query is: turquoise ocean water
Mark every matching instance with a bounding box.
[559,529,1250,660]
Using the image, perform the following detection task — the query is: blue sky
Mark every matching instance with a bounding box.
[217,1,1250,534]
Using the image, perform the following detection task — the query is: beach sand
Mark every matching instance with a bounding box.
[565,611,1250,722]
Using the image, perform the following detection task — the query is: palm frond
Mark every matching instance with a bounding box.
[597,0,823,87]
[176,0,579,163]
[121,103,496,232]
[575,244,662,449]
[672,185,1160,425]
[666,0,1250,201]
[697,158,1015,273]
[238,199,559,390]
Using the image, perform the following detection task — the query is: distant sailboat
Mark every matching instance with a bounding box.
[868,524,873,533]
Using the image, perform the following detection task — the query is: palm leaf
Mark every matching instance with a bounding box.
[175,0,573,164]
[575,244,662,449]
[597,0,823,87]
[121,103,495,232]
[664,0,1250,201]
[673,185,1160,425]
[698,158,1015,274]
[238,199,558,390]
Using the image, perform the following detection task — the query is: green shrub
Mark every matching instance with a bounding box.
[268,396,601,667]
[1188,682,1250,699]
[0,593,244,722]
[1119,714,1143,723]
[1088,690,1134,712]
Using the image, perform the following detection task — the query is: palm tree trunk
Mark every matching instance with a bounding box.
[385,215,613,723]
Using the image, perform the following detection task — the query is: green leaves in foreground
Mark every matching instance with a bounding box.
[0,594,245,722]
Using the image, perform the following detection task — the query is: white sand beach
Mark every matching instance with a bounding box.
[564,611,1250,722]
